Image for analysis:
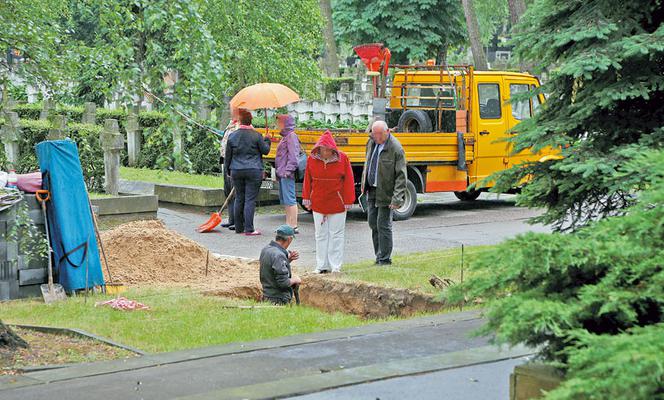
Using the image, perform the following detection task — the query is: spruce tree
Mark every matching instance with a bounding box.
[494,0,664,231]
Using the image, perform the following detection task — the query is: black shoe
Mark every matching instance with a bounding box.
[221,222,233,228]
[377,260,392,266]
[228,225,235,231]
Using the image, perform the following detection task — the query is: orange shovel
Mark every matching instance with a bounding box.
[197,187,235,233]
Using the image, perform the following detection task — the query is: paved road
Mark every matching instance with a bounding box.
[160,192,549,269]
[288,357,528,400]
[0,312,532,400]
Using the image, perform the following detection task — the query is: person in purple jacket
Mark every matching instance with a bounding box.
[275,114,301,233]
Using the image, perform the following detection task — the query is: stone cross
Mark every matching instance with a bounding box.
[198,100,211,121]
[47,115,68,140]
[1,112,21,166]
[100,119,124,195]
[40,99,54,120]
[125,111,141,167]
[81,102,97,124]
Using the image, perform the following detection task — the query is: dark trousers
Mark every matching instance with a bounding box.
[222,162,235,225]
[231,169,262,233]
[367,187,393,263]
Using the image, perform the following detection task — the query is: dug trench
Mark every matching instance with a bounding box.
[101,220,446,319]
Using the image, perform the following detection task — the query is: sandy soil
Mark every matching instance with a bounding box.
[100,220,260,291]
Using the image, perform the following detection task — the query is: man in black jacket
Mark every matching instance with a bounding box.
[259,225,302,304]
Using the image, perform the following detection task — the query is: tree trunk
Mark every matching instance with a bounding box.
[461,0,488,70]
[319,0,340,77]
[508,0,527,26]
[437,43,449,65]
[508,0,529,71]
[0,321,28,350]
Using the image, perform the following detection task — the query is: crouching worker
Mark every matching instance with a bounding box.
[259,225,302,305]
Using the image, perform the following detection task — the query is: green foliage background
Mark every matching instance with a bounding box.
[332,0,466,63]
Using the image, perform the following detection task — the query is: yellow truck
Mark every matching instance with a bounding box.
[260,57,549,220]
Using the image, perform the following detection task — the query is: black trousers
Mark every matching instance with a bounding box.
[367,187,393,263]
[221,158,235,225]
[231,169,262,233]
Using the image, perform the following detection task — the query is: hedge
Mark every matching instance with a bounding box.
[323,77,355,94]
[11,103,167,129]
[1,119,106,192]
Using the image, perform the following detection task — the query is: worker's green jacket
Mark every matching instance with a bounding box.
[259,241,292,303]
[361,134,408,207]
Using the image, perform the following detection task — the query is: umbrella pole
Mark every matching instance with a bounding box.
[265,109,269,136]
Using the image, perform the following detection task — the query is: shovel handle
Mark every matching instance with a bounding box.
[36,190,50,203]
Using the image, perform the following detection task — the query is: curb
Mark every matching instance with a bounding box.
[176,344,534,400]
[12,324,147,356]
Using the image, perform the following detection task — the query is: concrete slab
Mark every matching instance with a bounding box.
[91,195,158,216]
[179,345,533,400]
[288,357,533,400]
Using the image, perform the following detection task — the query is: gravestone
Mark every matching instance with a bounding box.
[40,99,54,120]
[81,102,97,124]
[47,115,68,140]
[100,119,124,195]
[1,112,21,165]
[125,111,141,166]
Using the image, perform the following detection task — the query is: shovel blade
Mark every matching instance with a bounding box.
[40,283,67,304]
[197,212,222,233]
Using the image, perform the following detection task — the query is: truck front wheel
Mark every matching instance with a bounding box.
[393,180,417,221]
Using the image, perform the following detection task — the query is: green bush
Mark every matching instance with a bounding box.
[11,103,167,129]
[8,119,105,192]
[449,150,664,399]
[137,123,221,175]
[323,77,355,94]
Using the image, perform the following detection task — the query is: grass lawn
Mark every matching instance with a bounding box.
[339,246,494,295]
[0,288,367,353]
[120,167,224,188]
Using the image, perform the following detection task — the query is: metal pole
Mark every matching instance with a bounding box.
[460,243,464,311]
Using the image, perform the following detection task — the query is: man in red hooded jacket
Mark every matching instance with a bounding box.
[301,130,355,273]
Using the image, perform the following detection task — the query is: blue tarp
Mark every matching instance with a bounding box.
[36,139,104,291]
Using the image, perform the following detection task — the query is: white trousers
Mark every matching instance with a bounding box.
[313,211,347,272]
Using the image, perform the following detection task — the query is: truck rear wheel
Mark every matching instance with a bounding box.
[397,110,433,133]
[454,190,481,201]
[393,180,417,221]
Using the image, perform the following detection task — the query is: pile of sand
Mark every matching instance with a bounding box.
[99,220,259,291]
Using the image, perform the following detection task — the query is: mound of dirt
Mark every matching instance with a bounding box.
[100,220,260,291]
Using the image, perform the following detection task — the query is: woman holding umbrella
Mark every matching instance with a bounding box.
[227,82,302,236]
[224,109,271,235]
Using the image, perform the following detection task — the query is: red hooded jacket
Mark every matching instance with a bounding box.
[302,131,355,215]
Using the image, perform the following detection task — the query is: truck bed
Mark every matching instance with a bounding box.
[257,128,474,166]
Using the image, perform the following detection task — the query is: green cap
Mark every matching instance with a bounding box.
[275,225,296,237]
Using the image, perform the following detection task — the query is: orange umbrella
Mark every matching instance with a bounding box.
[230,83,300,134]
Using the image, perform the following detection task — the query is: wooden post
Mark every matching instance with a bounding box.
[125,111,141,166]
[100,119,124,195]
[0,112,21,166]
[47,115,68,140]
[82,102,97,124]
